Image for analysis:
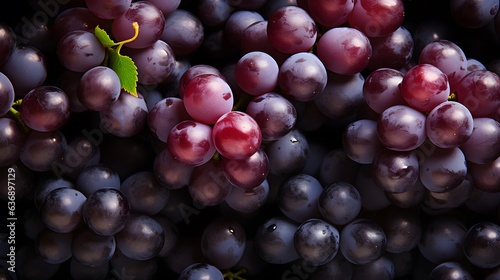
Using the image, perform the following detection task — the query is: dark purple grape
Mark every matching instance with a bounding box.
[77,66,121,111]
[34,227,73,264]
[33,177,74,210]
[120,171,170,215]
[0,44,47,97]
[20,86,71,132]
[161,9,204,56]
[115,214,165,260]
[277,174,322,223]
[201,217,246,269]
[110,248,158,279]
[265,129,309,176]
[224,10,264,48]
[178,263,224,280]
[367,26,414,70]
[153,215,178,257]
[372,148,419,193]
[450,0,499,29]
[225,179,270,213]
[56,134,101,179]
[16,245,60,280]
[53,7,110,41]
[339,218,387,265]
[85,0,131,19]
[40,187,87,233]
[71,228,116,267]
[254,216,300,264]
[0,72,14,117]
[19,130,67,172]
[418,216,467,264]
[75,164,120,197]
[428,261,473,280]
[196,0,234,27]
[147,97,191,143]
[310,253,353,280]
[293,218,340,266]
[99,91,148,137]
[56,30,105,73]
[188,159,232,206]
[153,148,193,190]
[82,188,130,236]
[318,182,361,226]
[221,148,269,190]
[0,23,16,66]
[463,222,500,268]
[0,118,26,167]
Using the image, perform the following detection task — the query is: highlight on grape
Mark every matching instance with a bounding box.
[1,0,500,279]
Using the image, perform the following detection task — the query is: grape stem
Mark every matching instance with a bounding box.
[223,268,247,280]
[9,99,30,132]
[114,22,140,54]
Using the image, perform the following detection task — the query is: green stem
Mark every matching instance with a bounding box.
[115,22,140,54]
[9,99,29,132]
[223,268,247,280]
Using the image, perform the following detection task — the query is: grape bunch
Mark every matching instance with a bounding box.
[1,0,500,280]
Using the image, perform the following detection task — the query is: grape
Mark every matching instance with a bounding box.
[310,253,353,280]
[313,72,365,119]
[225,179,269,213]
[277,173,323,223]
[372,148,419,193]
[221,148,269,189]
[153,215,178,257]
[0,118,25,167]
[419,146,467,193]
[188,159,232,206]
[367,26,414,70]
[316,27,372,75]
[178,263,224,280]
[71,228,116,267]
[450,0,499,29]
[278,52,327,102]
[70,258,109,280]
[110,249,158,279]
[400,63,450,112]
[167,120,216,167]
[456,70,500,118]
[75,164,121,197]
[363,68,405,114]
[468,156,500,193]
[161,9,204,56]
[0,72,14,117]
[234,51,279,96]
[147,97,190,143]
[200,217,246,269]
[463,222,500,268]
[467,58,486,72]
[347,0,405,37]
[120,171,170,215]
[82,188,130,236]
[293,218,340,266]
[240,21,289,65]
[339,218,387,265]
[0,23,16,66]
[418,216,467,264]
[267,6,317,54]
[153,148,194,189]
[342,119,382,164]
[112,1,165,49]
[354,165,392,211]
[146,0,181,15]
[384,178,426,208]
[115,214,165,260]
[56,30,105,73]
[19,130,67,172]
[183,74,234,124]
[33,177,74,210]
[85,0,131,19]
[212,111,262,160]
[196,0,234,27]
[372,206,422,254]
[123,40,176,86]
[376,105,427,151]
[318,148,359,186]
[34,228,73,264]
[40,187,87,233]
[77,66,121,111]
[245,92,297,141]
[318,182,362,226]
[307,0,353,27]
[99,91,148,137]
[426,101,474,149]
[418,40,468,92]
[422,176,473,212]
[52,7,109,42]
[0,44,47,97]
[224,10,264,48]
[254,216,300,264]
[351,255,395,280]
[460,118,500,164]
[178,64,225,98]
[428,262,473,280]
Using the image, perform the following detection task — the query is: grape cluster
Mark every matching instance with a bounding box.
[1,0,500,280]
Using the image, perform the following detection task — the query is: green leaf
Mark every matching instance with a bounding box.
[94,26,116,48]
[108,49,138,97]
